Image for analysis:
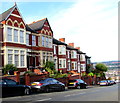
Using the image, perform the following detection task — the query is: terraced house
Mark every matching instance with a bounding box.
[0,4,91,75]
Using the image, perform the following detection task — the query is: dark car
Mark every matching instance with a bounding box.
[109,80,116,85]
[31,78,65,92]
[68,79,87,89]
[99,80,111,86]
[1,78,31,97]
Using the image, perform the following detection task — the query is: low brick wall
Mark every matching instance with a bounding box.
[56,77,69,86]
[25,74,49,86]
[69,75,80,80]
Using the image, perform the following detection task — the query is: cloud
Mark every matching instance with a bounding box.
[49,0,118,62]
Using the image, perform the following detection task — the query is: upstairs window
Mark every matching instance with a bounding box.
[46,37,48,47]
[7,28,12,41]
[20,30,24,43]
[71,51,77,58]
[49,38,52,48]
[32,35,36,46]
[14,29,18,42]
[26,33,29,45]
[42,36,45,47]
[59,45,66,55]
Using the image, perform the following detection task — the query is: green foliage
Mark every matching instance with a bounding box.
[88,72,94,76]
[53,73,68,78]
[44,61,55,71]
[3,64,18,74]
[44,61,68,78]
[95,63,108,72]
[24,70,36,76]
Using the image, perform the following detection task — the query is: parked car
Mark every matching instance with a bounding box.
[99,80,111,86]
[1,78,31,97]
[109,80,116,85]
[31,78,65,92]
[68,79,87,89]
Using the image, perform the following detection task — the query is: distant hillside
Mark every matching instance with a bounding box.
[92,60,120,70]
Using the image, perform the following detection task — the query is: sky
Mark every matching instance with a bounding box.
[0,0,118,62]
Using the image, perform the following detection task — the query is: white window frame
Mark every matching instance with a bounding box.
[20,50,25,67]
[26,33,29,45]
[59,59,66,68]
[14,50,19,66]
[14,29,18,42]
[32,35,36,46]
[8,50,13,64]
[20,30,24,43]
[59,45,66,55]
[7,27,12,41]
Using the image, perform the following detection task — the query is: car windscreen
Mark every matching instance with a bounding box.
[78,80,84,83]
[100,81,106,83]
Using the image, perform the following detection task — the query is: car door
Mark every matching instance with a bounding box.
[52,79,60,90]
[5,79,20,95]
[46,79,53,90]
[1,79,9,96]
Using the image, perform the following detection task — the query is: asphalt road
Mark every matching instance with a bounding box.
[2,83,119,103]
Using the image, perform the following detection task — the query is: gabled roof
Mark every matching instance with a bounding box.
[28,18,53,33]
[0,5,16,22]
[53,38,67,46]
[28,18,46,31]
[0,4,26,25]
[26,24,38,33]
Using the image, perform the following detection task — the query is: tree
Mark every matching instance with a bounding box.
[3,64,18,75]
[95,63,108,72]
[95,63,108,79]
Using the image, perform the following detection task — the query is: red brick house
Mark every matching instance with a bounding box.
[0,4,53,73]
[53,38,67,73]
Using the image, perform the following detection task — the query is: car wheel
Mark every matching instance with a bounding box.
[45,87,50,93]
[24,88,30,95]
[61,86,65,91]
[77,85,81,89]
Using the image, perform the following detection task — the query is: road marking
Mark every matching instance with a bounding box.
[64,92,86,97]
[64,95,71,97]
[36,98,52,101]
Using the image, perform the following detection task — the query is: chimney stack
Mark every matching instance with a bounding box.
[76,47,80,50]
[68,43,74,47]
[59,38,65,42]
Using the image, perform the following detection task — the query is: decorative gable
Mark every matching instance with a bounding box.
[1,4,26,29]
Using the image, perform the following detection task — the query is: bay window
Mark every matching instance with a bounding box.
[20,51,25,66]
[14,29,18,42]
[46,37,48,47]
[8,50,13,64]
[14,50,19,66]
[7,28,12,41]
[59,45,66,55]
[42,36,45,47]
[59,59,66,68]
[26,33,29,45]
[20,30,24,43]
[32,35,36,46]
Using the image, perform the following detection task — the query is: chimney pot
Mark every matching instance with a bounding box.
[76,47,80,50]
[68,43,74,47]
[59,38,65,42]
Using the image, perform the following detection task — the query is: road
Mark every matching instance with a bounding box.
[2,83,119,102]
